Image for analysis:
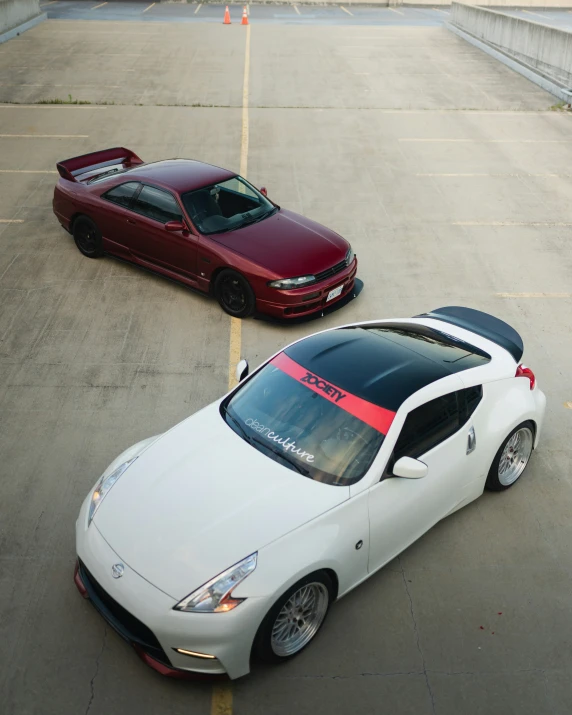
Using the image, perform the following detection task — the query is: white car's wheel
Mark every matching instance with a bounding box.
[485,422,534,491]
[253,572,333,664]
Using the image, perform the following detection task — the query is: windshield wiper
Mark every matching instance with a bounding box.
[249,435,310,476]
[221,406,252,445]
[222,406,309,476]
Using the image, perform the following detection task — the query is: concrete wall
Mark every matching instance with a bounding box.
[0,0,41,34]
[450,2,572,86]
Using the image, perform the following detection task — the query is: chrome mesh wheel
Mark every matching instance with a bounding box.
[498,427,533,486]
[270,582,329,657]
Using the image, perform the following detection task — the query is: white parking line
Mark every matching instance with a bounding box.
[523,9,550,20]
[401,138,572,143]
[433,7,450,14]
[0,219,24,223]
[0,169,57,173]
[455,222,572,227]
[142,3,155,13]
[497,293,572,298]
[293,5,301,15]
[40,1,59,6]
[0,105,106,109]
[417,173,572,178]
[0,134,88,138]
[388,7,404,15]
[340,6,354,16]
[91,2,108,9]
[194,3,202,14]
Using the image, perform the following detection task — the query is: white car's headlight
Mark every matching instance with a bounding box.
[88,458,137,526]
[268,275,315,290]
[174,553,258,613]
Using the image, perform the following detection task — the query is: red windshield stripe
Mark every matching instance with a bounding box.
[272,353,395,434]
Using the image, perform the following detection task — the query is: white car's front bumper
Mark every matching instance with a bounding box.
[75,496,269,680]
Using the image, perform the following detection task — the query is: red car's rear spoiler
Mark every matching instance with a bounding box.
[56,147,143,182]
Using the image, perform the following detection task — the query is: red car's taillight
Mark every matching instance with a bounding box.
[516,364,536,390]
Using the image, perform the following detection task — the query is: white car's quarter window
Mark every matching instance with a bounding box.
[221,353,394,486]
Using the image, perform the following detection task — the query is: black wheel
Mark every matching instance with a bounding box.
[485,421,534,492]
[214,269,255,318]
[252,571,333,665]
[73,216,103,258]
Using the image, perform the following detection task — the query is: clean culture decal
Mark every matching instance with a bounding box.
[271,352,396,434]
[245,418,315,463]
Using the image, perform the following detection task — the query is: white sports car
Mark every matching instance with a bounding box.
[74,306,546,679]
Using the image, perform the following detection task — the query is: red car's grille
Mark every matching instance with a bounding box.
[314,259,347,284]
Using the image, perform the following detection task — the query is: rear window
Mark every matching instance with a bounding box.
[222,354,394,486]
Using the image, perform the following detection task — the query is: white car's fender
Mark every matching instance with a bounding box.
[99,434,163,480]
[475,377,545,468]
[232,489,370,604]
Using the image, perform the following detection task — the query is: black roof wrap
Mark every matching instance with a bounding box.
[284,324,490,413]
[416,306,524,363]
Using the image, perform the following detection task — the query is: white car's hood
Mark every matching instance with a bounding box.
[94,403,349,600]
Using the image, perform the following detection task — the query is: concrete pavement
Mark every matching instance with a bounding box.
[1,11,572,715]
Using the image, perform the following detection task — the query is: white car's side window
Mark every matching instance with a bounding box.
[393,392,460,463]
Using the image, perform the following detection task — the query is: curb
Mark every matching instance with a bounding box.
[0,12,47,45]
[446,22,572,103]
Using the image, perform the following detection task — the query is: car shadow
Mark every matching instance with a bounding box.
[253,278,364,326]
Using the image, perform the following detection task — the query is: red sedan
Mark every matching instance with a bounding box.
[53,148,358,319]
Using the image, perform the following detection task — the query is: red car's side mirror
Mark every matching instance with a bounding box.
[260,187,268,197]
[165,220,186,232]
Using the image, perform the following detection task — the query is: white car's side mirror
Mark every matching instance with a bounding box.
[235,359,249,383]
[393,456,428,479]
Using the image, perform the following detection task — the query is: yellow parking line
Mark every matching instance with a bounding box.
[0,134,88,138]
[564,402,572,409]
[194,3,202,13]
[0,219,24,223]
[340,6,354,16]
[142,2,155,13]
[293,5,301,15]
[91,2,108,9]
[0,169,57,173]
[496,292,572,298]
[226,22,250,393]
[211,683,233,715]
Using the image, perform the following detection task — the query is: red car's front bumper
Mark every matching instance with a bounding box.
[256,257,358,319]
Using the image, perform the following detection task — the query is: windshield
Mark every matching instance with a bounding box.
[222,353,393,486]
[182,176,275,235]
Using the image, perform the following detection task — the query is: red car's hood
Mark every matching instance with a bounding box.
[209,209,349,277]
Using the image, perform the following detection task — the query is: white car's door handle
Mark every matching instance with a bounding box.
[467,426,477,454]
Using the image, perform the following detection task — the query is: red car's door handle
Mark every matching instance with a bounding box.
[126,218,136,225]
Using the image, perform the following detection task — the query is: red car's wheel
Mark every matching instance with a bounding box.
[73,216,104,258]
[214,269,255,319]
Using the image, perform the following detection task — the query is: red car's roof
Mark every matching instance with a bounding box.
[125,159,236,193]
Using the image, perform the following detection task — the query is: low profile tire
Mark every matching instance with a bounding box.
[73,215,103,258]
[214,269,255,319]
[485,421,534,492]
[252,571,333,665]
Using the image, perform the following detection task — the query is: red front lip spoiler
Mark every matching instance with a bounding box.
[73,560,226,681]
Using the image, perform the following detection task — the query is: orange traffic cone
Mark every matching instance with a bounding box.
[241,5,249,25]
[223,5,231,24]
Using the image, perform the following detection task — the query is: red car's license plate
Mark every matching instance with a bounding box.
[326,284,344,302]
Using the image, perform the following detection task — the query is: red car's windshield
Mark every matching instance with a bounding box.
[182,176,275,235]
[222,353,395,486]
